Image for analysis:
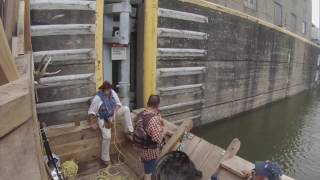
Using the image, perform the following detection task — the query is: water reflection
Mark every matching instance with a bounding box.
[193,90,320,179]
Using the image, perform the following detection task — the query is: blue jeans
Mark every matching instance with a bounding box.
[143,159,157,174]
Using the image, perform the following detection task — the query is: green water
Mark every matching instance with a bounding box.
[193,90,320,180]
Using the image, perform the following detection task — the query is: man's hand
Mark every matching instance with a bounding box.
[241,170,253,179]
[104,121,112,129]
[115,105,121,112]
[89,114,98,130]
[90,122,98,130]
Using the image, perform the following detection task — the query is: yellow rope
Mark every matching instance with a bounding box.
[61,160,78,180]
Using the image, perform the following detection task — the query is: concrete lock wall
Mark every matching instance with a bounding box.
[157,0,320,126]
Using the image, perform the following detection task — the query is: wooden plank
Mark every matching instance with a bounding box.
[33,48,95,63]
[158,67,206,77]
[121,143,144,176]
[182,135,202,155]
[158,28,207,40]
[199,145,225,180]
[30,0,96,11]
[3,0,19,47]
[0,77,32,138]
[95,0,103,90]
[36,96,92,114]
[189,139,214,167]
[0,119,43,180]
[17,1,25,55]
[157,48,207,58]
[40,73,94,84]
[0,19,19,85]
[29,51,49,179]
[31,24,95,37]
[48,129,98,146]
[160,119,193,156]
[52,138,100,155]
[15,54,32,76]
[158,8,208,23]
[221,156,254,178]
[52,137,126,163]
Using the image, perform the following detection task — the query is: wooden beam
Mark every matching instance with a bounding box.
[30,0,96,11]
[158,28,207,40]
[160,119,193,156]
[15,54,32,76]
[95,0,104,90]
[143,0,158,106]
[39,73,94,84]
[157,48,207,58]
[157,67,206,77]
[0,77,32,138]
[33,48,95,63]
[24,0,32,51]
[31,24,95,37]
[3,0,19,47]
[0,19,19,85]
[158,8,208,23]
[17,1,25,55]
[36,96,92,114]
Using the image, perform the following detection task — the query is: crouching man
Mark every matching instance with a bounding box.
[242,161,283,180]
[133,95,167,180]
[88,81,134,166]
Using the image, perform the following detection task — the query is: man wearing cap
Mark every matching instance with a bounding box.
[88,80,134,166]
[242,161,283,180]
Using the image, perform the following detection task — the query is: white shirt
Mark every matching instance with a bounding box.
[88,90,121,121]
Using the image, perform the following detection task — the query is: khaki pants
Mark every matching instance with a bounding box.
[98,106,133,161]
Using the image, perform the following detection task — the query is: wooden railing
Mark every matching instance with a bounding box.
[0,0,48,179]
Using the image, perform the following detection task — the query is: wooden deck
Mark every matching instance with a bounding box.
[74,119,294,180]
[77,160,139,180]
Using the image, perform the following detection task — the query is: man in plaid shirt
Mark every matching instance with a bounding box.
[135,95,167,180]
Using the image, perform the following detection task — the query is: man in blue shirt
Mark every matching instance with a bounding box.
[88,81,134,165]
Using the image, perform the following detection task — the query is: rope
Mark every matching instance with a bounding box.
[61,160,78,180]
[95,114,134,180]
[177,131,194,152]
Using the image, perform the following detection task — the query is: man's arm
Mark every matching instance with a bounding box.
[88,114,98,130]
[88,96,101,130]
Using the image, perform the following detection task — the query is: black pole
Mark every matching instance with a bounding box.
[40,123,63,180]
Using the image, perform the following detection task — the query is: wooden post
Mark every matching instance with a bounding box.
[160,119,193,156]
[0,19,19,85]
[95,0,104,89]
[24,0,32,51]
[143,0,158,106]
[17,1,25,55]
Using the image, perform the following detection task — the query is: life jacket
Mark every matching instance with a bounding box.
[97,91,116,121]
[133,110,158,149]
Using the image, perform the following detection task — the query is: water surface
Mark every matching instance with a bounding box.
[193,90,320,180]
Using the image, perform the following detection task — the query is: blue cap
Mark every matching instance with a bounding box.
[254,161,283,180]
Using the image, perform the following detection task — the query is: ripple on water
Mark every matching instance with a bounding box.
[193,90,320,179]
